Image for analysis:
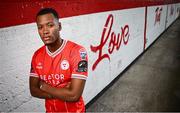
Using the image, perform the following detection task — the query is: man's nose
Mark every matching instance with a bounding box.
[43,26,49,34]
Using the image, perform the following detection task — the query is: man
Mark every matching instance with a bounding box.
[29,8,88,112]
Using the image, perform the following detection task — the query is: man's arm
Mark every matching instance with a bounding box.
[40,78,86,102]
[29,76,53,99]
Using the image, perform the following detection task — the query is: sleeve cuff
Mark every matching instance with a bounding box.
[30,73,39,78]
[71,74,87,80]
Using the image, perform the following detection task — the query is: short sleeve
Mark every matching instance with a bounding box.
[30,54,39,78]
[70,46,88,80]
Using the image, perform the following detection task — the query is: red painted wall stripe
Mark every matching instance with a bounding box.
[0,0,180,28]
[144,6,148,50]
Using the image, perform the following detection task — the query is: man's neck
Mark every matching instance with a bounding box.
[47,38,63,53]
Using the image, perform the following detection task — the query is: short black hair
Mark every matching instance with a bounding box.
[36,8,59,19]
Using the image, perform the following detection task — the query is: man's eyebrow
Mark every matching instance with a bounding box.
[37,21,53,25]
[47,22,54,24]
[37,23,42,26]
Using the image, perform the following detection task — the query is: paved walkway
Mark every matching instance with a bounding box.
[86,17,180,112]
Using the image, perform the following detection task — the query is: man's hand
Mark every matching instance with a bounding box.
[29,76,54,99]
[40,81,71,92]
[39,81,49,91]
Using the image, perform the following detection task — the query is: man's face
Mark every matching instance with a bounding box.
[36,13,60,45]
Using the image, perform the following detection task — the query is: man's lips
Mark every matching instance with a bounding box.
[43,36,50,41]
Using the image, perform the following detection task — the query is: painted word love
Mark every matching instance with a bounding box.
[155,7,163,25]
[90,14,130,71]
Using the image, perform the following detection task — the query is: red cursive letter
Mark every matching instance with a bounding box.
[90,14,130,71]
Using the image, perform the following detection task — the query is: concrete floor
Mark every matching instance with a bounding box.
[86,17,180,112]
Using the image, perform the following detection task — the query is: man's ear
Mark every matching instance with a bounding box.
[59,22,62,31]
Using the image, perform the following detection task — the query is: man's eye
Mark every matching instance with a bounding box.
[38,26,42,29]
[48,23,54,27]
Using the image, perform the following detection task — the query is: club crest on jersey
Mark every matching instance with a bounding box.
[61,60,69,70]
[79,48,87,60]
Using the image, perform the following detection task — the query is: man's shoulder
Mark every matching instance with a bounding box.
[33,45,45,56]
[66,40,87,58]
[67,40,85,50]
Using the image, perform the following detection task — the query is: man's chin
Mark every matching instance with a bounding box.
[44,42,52,46]
[43,41,52,45]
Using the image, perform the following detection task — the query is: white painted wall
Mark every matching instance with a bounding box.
[0,24,45,111]
[146,5,167,48]
[175,3,180,19]
[0,3,179,112]
[146,3,179,49]
[166,4,176,28]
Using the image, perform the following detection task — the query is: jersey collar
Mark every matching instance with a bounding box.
[46,40,67,57]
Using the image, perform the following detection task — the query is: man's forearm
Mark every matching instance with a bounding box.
[40,79,85,102]
[30,86,53,99]
[29,77,53,99]
[41,85,78,102]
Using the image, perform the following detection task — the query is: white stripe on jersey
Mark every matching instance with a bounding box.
[71,74,87,80]
[30,73,39,78]
[46,40,67,57]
